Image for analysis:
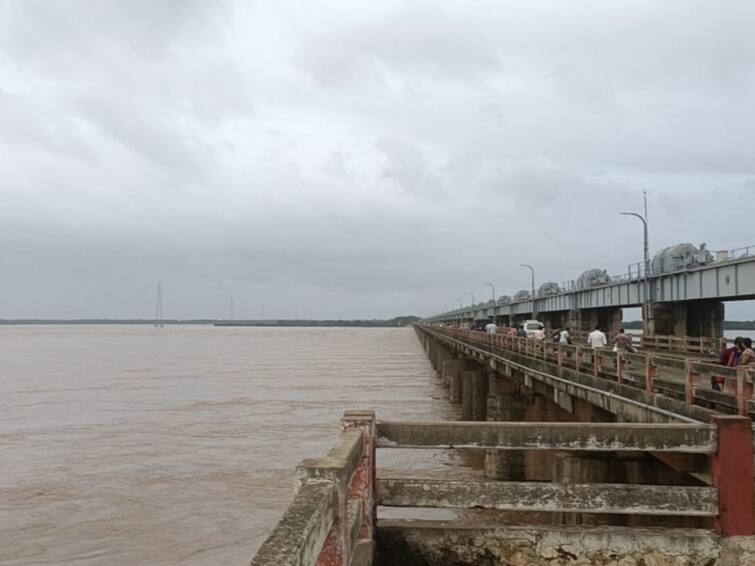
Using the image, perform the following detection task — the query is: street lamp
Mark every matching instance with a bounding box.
[620,190,650,309]
[484,282,496,324]
[457,297,463,328]
[520,264,536,319]
[484,283,496,303]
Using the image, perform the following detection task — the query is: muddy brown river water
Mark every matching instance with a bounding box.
[1,326,458,565]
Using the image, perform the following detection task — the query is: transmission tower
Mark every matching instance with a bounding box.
[154,282,164,328]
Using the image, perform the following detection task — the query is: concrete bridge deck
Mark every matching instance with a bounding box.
[421,325,755,422]
[249,326,755,565]
[429,251,755,324]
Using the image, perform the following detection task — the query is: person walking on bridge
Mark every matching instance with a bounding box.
[612,328,634,352]
[559,327,570,345]
[484,319,498,335]
[587,326,607,349]
[739,337,755,367]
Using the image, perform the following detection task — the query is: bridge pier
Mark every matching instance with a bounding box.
[461,368,487,421]
[644,299,725,342]
[539,310,571,332]
[485,379,527,481]
[449,356,463,403]
[568,307,623,339]
[440,358,460,389]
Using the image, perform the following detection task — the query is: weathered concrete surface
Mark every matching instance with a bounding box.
[376,520,729,566]
[375,421,716,452]
[720,536,755,565]
[377,477,718,516]
[250,481,335,566]
[472,370,488,421]
[461,370,476,420]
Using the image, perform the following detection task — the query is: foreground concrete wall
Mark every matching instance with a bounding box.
[376,521,755,566]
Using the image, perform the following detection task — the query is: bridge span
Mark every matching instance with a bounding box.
[249,324,755,565]
[428,247,755,343]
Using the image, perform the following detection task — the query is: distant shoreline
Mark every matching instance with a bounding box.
[0,317,421,328]
[2,318,754,330]
[623,320,755,331]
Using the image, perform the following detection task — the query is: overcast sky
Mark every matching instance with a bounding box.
[1,1,754,319]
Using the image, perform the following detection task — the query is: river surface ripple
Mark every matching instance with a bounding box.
[1,326,457,565]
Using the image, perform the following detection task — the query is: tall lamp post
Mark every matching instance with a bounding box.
[467,292,475,307]
[520,264,536,319]
[457,297,463,328]
[620,191,650,311]
[484,283,496,322]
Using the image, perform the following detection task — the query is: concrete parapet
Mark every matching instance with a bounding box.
[252,411,376,566]
[251,481,336,566]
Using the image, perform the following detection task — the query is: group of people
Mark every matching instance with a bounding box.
[468,319,755,394]
[586,326,638,353]
[479,320,635,352]
[713,336,755,391]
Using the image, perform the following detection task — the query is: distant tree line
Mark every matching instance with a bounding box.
[621,320,755,330]
[0,316,423,328]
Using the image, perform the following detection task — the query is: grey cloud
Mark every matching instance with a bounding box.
[293,1,501,88]
[375,136,444,196]
[1,1,755,319]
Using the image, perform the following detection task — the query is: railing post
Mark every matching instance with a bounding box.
[575,346,582,373]
[645,355,655,395]
[684,359,696,406]
[557,344,563,367]
[593,350,601,378]
[736,367,753,417]
[616,352,623,384]
[712,415,753,536]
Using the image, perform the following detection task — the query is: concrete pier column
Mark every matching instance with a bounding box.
[579,307,622,338]
[472,370,488,421]
[644,299,724,343]
[688,299,725,340]
[440,359,460,389]
[484,379,527,480]
[552,452,614,526]
[427,339,437,368]
[434,347,450,378]
[461,370,477,421]
[432,343,445,371]
[449,366,463,403]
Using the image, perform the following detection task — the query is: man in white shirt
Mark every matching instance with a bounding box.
[484,320,498,335]
[587,326,607,348]
[559,328,570,344]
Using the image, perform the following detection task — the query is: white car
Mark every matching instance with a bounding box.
[522,320,545,339]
